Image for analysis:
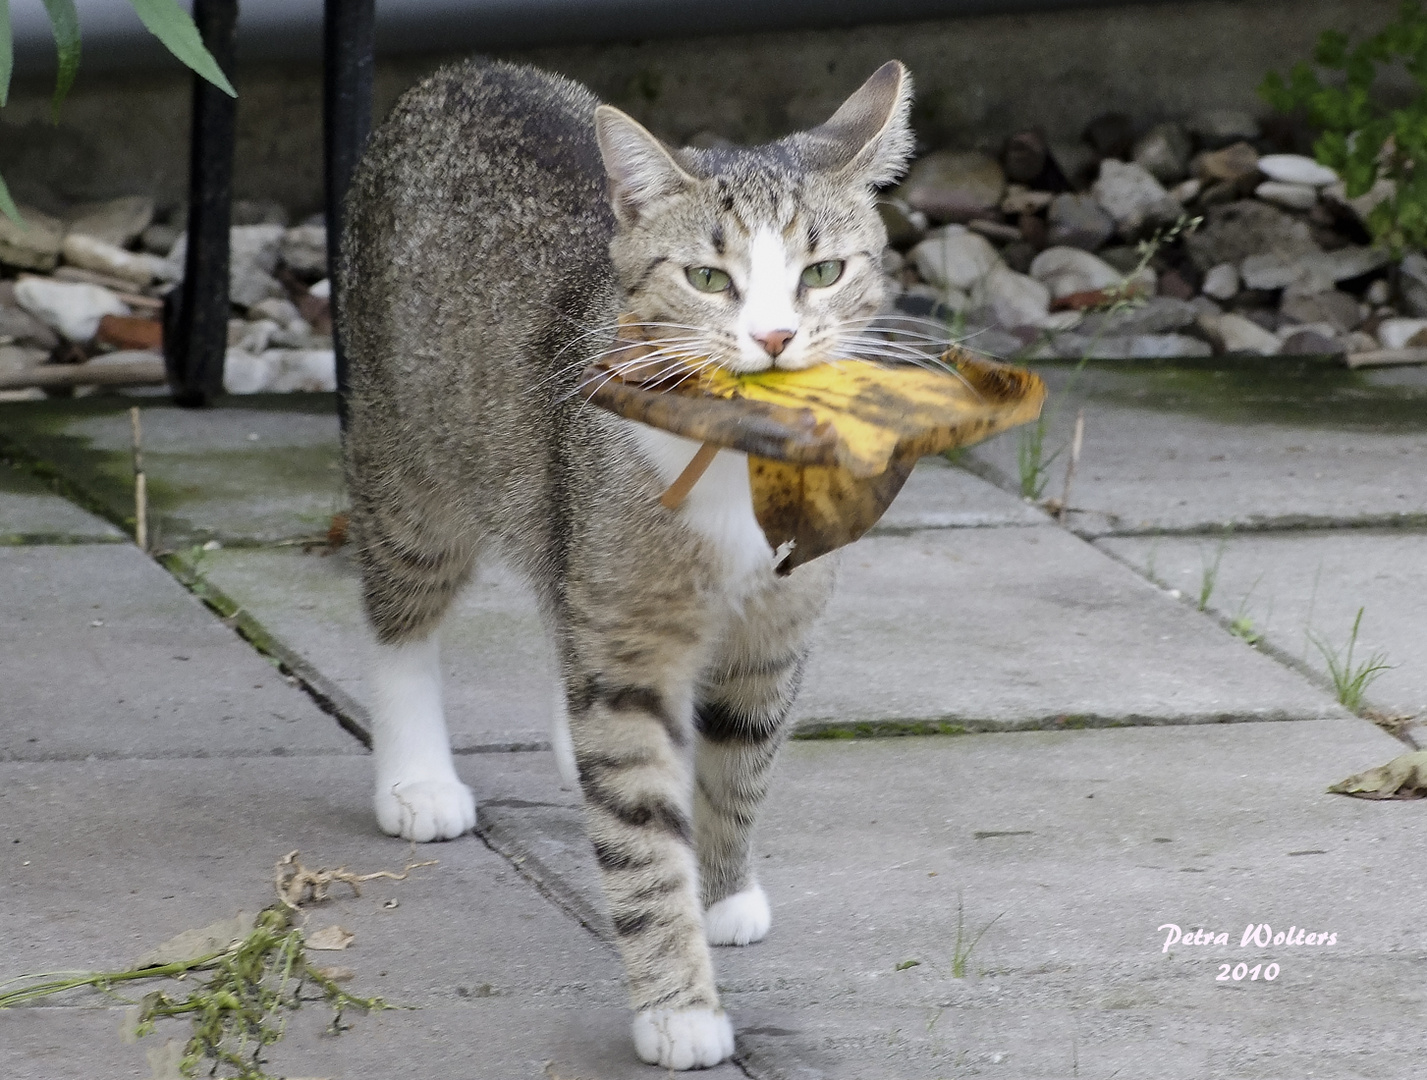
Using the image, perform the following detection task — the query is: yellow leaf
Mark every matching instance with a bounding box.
[581,322,1045,569]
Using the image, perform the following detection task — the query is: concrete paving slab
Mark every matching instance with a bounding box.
[0,545,353,761]
[0,457,124,542]
[965,360,1427,536]
[873,456,1047,533]
[2,754,753,1080]
[1098,530,1427,720]
[197,523,1343,747]
[465,721,1426,1079]
[797,526,1345,730]
[0,394,344,545]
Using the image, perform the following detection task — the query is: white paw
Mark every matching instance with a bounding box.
[374,777,476,842]
[632,1007,734,1070]
[705,884,770,946]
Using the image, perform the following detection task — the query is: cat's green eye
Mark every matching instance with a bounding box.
[801,260,845,288]
[686,266,732,293]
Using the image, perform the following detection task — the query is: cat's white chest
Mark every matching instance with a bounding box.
[627,424,778,588]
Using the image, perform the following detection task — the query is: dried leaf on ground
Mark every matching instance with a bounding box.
[274,849,437,909]
[306,924,355,951]
[1328,750,1427,799]
[132,911,254,969]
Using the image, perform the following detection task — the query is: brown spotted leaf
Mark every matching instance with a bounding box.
[1328,750,1427,799]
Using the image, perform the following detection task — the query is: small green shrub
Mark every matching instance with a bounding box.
[1261,0,1427,252]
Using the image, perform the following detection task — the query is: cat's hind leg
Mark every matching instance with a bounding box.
[356,504,478,842]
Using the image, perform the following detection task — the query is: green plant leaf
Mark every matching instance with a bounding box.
[129,0,236,97]
[41,0,80,120]
[0,169,20,225]
[0,0,13,108]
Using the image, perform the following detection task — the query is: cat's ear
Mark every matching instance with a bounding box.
[595,105,695,224]
[807,61,915,187]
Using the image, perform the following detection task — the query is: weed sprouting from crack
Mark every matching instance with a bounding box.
[1311,607,1395,713]
[1197,540,1226,612]
[951,894,1003,979]
[0,851,436,1079]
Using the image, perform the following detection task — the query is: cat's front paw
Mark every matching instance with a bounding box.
[374,777,476,842]
[705,884,770,946]
[632,1007,734,1070]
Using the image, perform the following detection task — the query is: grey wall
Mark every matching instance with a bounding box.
[0,0,1396,216]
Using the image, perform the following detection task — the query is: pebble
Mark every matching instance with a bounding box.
[878,199,927,248]
[1131,122,1192,183]
[66,196,155,248]
[909,227,1003,292]
[1184,200,1318,271]
[1397,252,1427,317]
[1323,178,1396,229]
[12,277,129,343]
[1077,296,1198,337]
[265,349,338,393]
[1254,181,1318,211]
[974,263,1051,329]
[1280,289,1363,334]
[1169,178,1203,204]
[1000,185,1053,216]
[1257,154,1338,187]
[1201,263,1240,301]
[1279,328,1346,357]
[1376,317,1427,351]
[280,224,328,278]
[1194,141,1260,183]
[898,150,1007,223]
[0,206,65,272]
[0,344,49,381]
[61,233,162,286]
[967,219,1023,245]
[1091,160,1183,238]
[1002,130,1048,184]
[1210,312,1282,355]
[141,223,183,256]
[0,287,61,349]
[223,348,276,394]
[1366,279,1392,306]
[1028,246,1122,299]
[1046,193,1116,251]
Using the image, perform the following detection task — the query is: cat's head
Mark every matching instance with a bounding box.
[595,61,914,375]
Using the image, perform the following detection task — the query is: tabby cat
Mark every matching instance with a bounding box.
[340,58,914,1070]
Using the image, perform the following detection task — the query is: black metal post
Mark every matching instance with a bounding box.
[323,0,375,426]
[164,0,239,407]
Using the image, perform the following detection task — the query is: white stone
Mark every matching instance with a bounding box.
[1091,159,1183,237]
[222,348,275,394]
[1214,313,1281,355]
[66,196,156,248]
[1039,309,1084,332]
[159,224,287,307]
[1170,178,1203,203]
[1254,181,1318,211]
[1376,317,1427,351]
[1256,154,1339,187]
[61,233,164,286]
[1366,279,1391,306]
[308,278,331,299]
[975,263,1050,329]
[264,348,337,392]
[236,319,282,354]
[279,223,328,277]
[1241,252,1307,292]
[1028,246,1121,299]
[1201,263,1240,301]
[909,226,1003,292]
[12,277,129,343]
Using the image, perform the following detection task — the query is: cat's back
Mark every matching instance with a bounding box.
[341,60,616,380]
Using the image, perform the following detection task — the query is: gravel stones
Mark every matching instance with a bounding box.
[1201,263,1240,301]
[1254,181,1318,211]
[66,197,155,248]
[1091,160,1183,238]
[1207,312,1281,355]
[1184,200,1318,271]
[1280,290,1363,335]
[279,224,328,279]
[0,285,60,350]
[1077,296,1198,337]
[0,206,65,272]
[908,227,1002,292]
[1257,154,1338,187]
[1046,193,1116,251]
[1188,108,1260,148]
[61,234,160,286]
[13,278,129,343]
[1131,122,1191,183]
[1028,246,1122,299]
[1194,141,1260,183]
[1375,317,1427,351]
[974,264,1050,329]
[898,150,1006,223]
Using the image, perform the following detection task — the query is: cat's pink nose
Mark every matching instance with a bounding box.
[753,329,796,358]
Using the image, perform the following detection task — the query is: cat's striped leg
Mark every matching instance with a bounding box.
[694,649,805,947]
[566,671,733,1069]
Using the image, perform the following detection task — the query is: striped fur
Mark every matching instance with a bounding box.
[340,59,911,1069]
